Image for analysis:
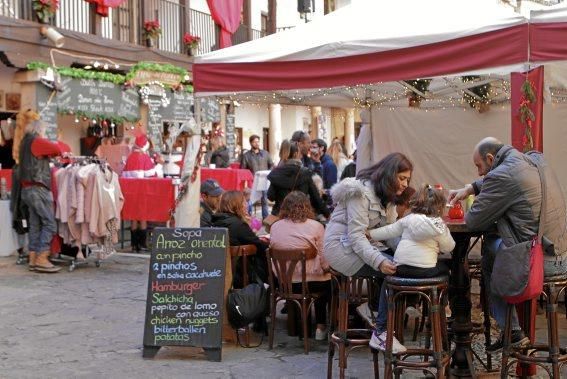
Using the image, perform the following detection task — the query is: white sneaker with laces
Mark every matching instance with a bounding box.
[405,306,422,318]
[315,328,327,341]
[369,331,407,354]
[356,302,378,327]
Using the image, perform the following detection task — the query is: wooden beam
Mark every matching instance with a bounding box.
[0,16,192,70]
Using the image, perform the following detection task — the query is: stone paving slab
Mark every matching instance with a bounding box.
[0,254,566,379]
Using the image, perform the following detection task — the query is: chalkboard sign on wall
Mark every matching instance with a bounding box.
[147,98,164,153]
[225,114,235,161]
[159,92,194,121]
[36,84,58,141]
[143,228,227,361]
[57,77,140,120]
[199,97,220,123]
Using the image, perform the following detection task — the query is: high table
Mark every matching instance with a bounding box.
[201,168,253,191]
[0,169,12,191]
[446,218,494,378]
[119,178,176,223]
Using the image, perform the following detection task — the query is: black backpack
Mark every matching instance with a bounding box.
[226,281,267,330]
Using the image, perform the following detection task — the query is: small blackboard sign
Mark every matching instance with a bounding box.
[225,114,235,161]
[58,78,121,115]
[57,77,140,121]
[159,92,194,121]
[36,84,58,141]
[147,97,164,153]
[143,227,228,361]
[118,88,141,120]
[199,97,220,122]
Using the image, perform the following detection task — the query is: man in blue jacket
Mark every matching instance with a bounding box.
[312,138,337,189]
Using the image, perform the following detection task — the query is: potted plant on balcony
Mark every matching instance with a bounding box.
[183,32,201,56]
[32,0,59,24]
[143,20,162,47]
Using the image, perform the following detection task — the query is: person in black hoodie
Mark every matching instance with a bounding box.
[209,136,230,168]
[212,190,269,285]
[267,139,330,218]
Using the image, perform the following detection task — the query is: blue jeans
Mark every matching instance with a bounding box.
[20,186,56,253]
[248,191,269,220]
[482,235,521,331]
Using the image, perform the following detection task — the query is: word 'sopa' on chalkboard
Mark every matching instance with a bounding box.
[143,227,228,362]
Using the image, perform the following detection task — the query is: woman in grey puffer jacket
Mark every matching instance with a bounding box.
[324,152,413,277]
[324,152,413,351]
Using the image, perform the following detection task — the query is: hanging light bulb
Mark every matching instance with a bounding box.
[74,117,79,123]
[92,119,97,125]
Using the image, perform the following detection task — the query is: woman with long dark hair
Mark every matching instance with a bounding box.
[212,190,268,284]
[267,139,330,218]
[324,152,413,353]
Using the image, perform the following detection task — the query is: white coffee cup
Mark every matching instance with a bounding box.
[209,163,216,169]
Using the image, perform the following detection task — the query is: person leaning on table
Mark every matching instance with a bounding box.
[448,137,567,354]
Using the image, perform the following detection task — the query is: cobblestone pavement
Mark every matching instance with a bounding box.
[0,254,566,379]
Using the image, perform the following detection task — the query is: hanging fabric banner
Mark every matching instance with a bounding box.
[206,0,244,49]
[511,66,544,152]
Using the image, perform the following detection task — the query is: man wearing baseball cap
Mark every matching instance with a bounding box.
[200,179,224,227]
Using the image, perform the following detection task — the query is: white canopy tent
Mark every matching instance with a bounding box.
[192,0,567,195]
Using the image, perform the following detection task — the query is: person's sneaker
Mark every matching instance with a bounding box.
[356,302,378,327]
[405,306,422,318]
[486,329,530,354]
[369,331,407,354]
[315,328,328,341]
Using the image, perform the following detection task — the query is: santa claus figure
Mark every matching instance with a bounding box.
[122,134,156,178]
[121,134,156,252]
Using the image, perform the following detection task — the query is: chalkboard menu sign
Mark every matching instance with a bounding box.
[147,98,163,153]
[199,97,220,122]
[119,88,141,120]
[225,114,235,161]
[57,78,140,120]
[36,84,58,141]
[143,228,228,361]
[159,92,194,121]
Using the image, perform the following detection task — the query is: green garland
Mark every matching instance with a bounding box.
[27,61,126,84]
[59,109,138,124]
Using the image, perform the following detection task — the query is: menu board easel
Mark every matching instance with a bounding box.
[143,228,227,361]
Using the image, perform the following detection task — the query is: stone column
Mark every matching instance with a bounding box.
[310,106,322,139]
[268,103,282,164]
[345,108,355,156]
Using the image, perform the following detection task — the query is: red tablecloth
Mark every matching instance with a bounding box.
[119,178,175,222]
[201,168,253,191]
[229,162,241,169]
[0,169,12,191]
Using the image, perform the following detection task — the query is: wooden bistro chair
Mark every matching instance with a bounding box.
[266,246,322,354]
[229,244,257,347]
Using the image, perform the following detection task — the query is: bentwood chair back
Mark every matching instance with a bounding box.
[266,246,321,354]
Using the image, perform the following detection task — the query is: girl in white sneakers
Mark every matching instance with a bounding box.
[369,184,455,353]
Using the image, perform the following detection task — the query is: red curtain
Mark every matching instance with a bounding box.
[84,0,126,17]
[511,66,544,152]
[207,0,244,49]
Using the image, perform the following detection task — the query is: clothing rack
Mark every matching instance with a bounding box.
[51,158,118,272]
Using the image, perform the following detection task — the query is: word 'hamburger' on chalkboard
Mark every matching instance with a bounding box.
[143,228,227,362]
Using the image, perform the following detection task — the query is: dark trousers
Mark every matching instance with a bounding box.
[292,280,332,324]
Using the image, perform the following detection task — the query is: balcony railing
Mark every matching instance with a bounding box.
[0,0,266,56]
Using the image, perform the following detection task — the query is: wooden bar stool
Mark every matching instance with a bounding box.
[327,268,380,379]
[501,275,567,378]
[384,275,450,379]
[229,244,257,346]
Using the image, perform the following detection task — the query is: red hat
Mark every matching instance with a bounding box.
[135,134,149,150]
